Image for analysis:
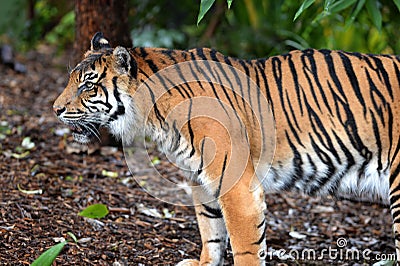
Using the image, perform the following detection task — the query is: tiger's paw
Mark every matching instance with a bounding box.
[175,259,199,266]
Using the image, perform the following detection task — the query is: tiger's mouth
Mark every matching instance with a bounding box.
[67,122,101,144]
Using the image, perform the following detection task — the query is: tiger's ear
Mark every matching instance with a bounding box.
[113,46,137,77]
[90,32,111,51]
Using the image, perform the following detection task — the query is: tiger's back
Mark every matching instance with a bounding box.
[53,33,400,265]
[253,49,400,203]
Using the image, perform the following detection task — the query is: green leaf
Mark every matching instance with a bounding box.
[101,169,118,178]
[197,0,215,25]
[345,0,366,27]
[294,0,316,21]
[67,232,78,243]
[31,241,66,266]
[227,0,233,9]
[394,0,400,12]
[151,156,161,166]
[11,150,30,159]
[366,0,382,31]
[330,0,357,13]
[79,204,109,219]
[323,0,332,12]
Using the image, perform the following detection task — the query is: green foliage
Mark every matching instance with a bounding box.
[31,241,67,266]
[44,11,75,48]
[0,0,73,51]
[0,0,27,43]
[31,233,77,266]
[79,204,109,219]
[197,0,217,25]
[1,0,400,58]
[192,0,400,57]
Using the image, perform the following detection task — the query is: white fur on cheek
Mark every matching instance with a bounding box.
[108,93,142,145]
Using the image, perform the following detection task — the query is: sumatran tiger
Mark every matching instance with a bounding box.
[53,32,400,265]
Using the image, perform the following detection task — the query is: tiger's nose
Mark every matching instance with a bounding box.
[53,105,66,116]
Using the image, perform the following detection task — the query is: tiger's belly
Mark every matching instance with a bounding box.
[256,155,390,204]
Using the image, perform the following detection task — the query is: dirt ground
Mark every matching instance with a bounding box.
[0,46,396,265]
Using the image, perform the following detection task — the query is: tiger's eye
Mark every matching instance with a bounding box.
[85,81,94,88]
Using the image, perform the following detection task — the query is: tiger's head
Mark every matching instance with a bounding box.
[53,32,138,144]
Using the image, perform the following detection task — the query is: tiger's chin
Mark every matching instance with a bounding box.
[68,123,102,144]
[72,132,93,144]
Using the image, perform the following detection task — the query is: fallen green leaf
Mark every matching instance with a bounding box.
[79,204,109,219]
[151,156,161,166]
[31,241,66,266]
[17,184,43,195]
[67,232,78,243]
[30,164,40,176]
[12,151,30,159]
[101,170,118,178]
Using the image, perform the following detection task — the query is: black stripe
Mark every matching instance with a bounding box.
[390,202,400,211]
[366,68,388,126]
[390,160,400,186]
[211,60,243,126]
[145,59,159,74]
[287,54,303,115]
[196,47,208,60]
[110,77,125,119]
[308,135,336,195]
[257,218,266,228]
[207,239,222,243]
[210,51,237,104]
[386,106,394,172]
[283,131,303,191]
[238,60,255,120]
[255,60,274,116]
[320,49,348,101]
[338,51,367,116]
[146,84,165,126]
[301,49,322,112]
[390,137,400,170]
[225,56,246,109]
[87,99,112,111]
[390,192,400,203]
[187,99,196,157]
[197,138,206,176]
[98,67,107,82]
[200,204,223,219]
[285,89,301,131]
[332,131,355,169]
[253,65,265,140]
[369,110,382,171]
[188,54,207,92]
[370,55,393,100]
[252,228,266,245]
[234,251,255,257]
[214,153,228,198]
[172,62,194,97]
[272,56,304,148]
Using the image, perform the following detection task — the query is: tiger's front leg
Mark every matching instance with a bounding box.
[218,159,267,265]
[177,183,228,266]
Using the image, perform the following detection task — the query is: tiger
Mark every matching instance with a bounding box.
[53,32,400,265]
